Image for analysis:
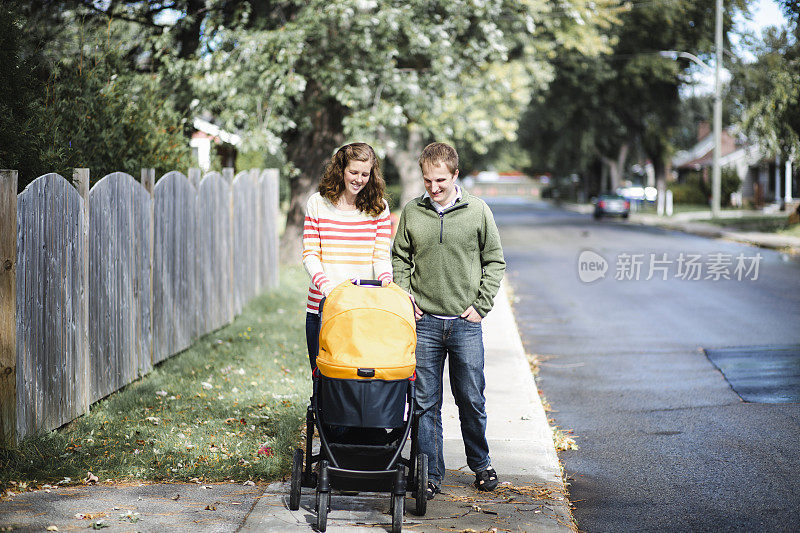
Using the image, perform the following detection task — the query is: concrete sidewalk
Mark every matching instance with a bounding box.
[0,282,572,532]
[240,280,574,532]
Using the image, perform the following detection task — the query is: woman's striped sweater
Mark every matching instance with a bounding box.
[302,192,393,314]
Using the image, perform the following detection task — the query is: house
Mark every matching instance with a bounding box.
[190,117,241,172]
[672,123,797,207]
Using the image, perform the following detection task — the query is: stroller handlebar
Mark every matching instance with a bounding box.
[351,279,383,287]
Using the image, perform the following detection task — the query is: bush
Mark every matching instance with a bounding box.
[669,176,707,204]
[36,52,191,187]
[670,169,742,207]
[0,8,191,190]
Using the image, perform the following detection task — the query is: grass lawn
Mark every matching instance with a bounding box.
[0,266,312,492]
[705,215,800,236]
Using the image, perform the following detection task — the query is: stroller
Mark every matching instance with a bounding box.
[289,279,428,532]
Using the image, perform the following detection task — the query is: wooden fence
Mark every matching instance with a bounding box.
[0,167,279,444]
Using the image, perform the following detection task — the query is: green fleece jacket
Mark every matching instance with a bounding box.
[391,190,505,317]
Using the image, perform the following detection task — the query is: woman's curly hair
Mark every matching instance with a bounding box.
[319,142,386,217]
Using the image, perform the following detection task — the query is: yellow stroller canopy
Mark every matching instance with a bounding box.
[317,280,417,380]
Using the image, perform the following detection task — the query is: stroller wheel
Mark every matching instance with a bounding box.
[391,493,404,533]
[289,448,303,510]
[414,453,428,516]
[316,490,330,532]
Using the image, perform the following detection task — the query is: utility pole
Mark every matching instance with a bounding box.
[711,0,723,217]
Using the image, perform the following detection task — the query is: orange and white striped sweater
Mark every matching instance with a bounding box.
[302,192,393,314]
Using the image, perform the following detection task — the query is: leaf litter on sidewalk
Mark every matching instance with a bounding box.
[0,266,312,493]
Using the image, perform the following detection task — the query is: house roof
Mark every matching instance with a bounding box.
[672,128,739,169]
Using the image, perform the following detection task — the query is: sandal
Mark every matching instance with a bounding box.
[426,481,441,500]
[475,467,498,491]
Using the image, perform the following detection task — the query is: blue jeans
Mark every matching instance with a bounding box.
[415,314,490,486]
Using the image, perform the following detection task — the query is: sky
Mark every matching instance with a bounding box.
[737,0,789,35]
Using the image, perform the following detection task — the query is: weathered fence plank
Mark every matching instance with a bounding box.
[73,169,90,418]
[260,169,280,289]
[138,169,155,374]
[16,174,88,438]
[197,172,234,332]
[231,171,259,314]
[153,171,197,364]
[89,173,152,402]
[0,171,18,445]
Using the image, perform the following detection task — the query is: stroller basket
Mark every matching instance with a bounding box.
[317,375,408,428]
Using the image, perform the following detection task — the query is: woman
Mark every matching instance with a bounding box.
[302,142,393,371]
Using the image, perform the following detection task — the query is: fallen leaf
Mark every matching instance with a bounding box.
[156,390,168,396]
[171,494,180,501]
[85,471,99,484]
[74,512,106,520]
[45,526,58,531]
[243,481,255,486]
[145,416,160,425]
[201,382,213,390]
[257,445,274,456]
[204,503,217,511]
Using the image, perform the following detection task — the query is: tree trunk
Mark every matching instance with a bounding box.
[600,143,629,192]
[280,88,345,264]
[652,156,668,202]
[384,128,425,207]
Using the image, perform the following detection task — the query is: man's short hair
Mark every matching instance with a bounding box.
[418,142,458,175]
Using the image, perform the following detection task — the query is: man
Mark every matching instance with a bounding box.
[392,142,505,499]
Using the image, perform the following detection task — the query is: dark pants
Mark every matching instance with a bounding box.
[305,311,321,372]
[415,314,490,486]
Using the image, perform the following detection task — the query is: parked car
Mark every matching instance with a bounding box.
[593,194,630,219]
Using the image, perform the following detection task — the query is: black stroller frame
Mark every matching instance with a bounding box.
[288,280,428,533]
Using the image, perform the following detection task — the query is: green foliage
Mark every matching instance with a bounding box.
[668,176,709,205]
[38,51,192,186]
[670,169,741,206]
[519,0,747,181]
[193,1,619,184]
[0,3,192,190]
[0,5,51,189]
[730,24,800,159]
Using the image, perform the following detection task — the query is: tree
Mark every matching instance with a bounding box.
[519,0,747,196]
[193,0,624,261]
[0,1,194,188]
[730,10,800,160]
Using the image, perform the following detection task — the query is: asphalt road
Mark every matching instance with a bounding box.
[490,198,800,533]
